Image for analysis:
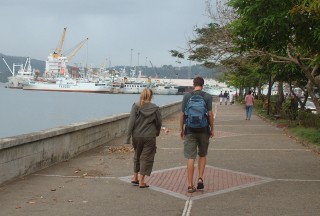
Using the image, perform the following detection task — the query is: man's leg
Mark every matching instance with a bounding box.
[184,134,197,192]
[198,156,206,179]
[197,133,209,190]
[197,156,206,189]
[187,159,195,187]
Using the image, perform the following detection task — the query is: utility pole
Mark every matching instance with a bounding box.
[188,60,192,79]
[130,48,133,68]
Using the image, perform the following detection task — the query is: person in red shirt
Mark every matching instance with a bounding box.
[245,90,254,120]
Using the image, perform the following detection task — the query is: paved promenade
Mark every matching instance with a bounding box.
[1,99,320,216]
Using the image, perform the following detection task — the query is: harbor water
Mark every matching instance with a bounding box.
[0,83,183,138]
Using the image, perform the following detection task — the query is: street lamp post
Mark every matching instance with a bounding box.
[130,48,133,68]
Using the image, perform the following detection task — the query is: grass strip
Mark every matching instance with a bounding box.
[288,127,320,146]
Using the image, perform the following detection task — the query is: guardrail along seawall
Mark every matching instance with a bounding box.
[0,101,182,185]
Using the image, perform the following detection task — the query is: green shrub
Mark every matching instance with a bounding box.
[280,98,298,120]
[254,99,264,110]
[298,111,320,128]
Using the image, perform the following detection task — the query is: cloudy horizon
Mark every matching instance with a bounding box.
[1,0,211,68]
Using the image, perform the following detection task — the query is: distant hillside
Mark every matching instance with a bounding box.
[0,53,45,83]
[109,65,223,80]
[0,53,223,83]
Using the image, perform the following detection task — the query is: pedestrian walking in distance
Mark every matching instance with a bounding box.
[245,90,254,120]
[126,88,162,188]
[219,91,223,105]
[229,90,234,105]
[224,90,228,105]
[180,76,214,193]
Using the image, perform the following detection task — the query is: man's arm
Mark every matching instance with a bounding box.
[180,111,185,140]
[208,110,214,138]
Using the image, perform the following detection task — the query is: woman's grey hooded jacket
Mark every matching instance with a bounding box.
[125,102,162,144]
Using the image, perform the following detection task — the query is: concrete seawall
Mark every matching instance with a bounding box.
[0,101,182,186]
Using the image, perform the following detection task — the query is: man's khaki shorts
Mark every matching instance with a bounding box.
[184,133,210,159]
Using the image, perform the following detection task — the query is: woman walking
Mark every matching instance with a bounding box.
[126,88,162,188]
[245,90,254,120]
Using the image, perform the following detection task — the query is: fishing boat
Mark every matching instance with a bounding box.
[107,76,147,94]
[150,83,178,95]
[121,82,148,94]
[23,77,111,93]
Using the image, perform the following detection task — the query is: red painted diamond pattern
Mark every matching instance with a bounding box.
[121,166,271,200]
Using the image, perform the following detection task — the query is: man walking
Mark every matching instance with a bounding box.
[219,91,223,105]
[224,90,228,105]
[229,90,234,105]
[180,76,214,193]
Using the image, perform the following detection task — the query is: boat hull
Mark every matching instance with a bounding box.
[23,81,111,93]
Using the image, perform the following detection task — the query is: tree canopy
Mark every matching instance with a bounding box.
[228,0,320,111]
[170,0,320,112]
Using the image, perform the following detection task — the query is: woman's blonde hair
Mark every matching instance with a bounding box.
[140,88,153,107]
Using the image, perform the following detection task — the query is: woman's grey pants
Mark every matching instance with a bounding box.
[132,137,157,176]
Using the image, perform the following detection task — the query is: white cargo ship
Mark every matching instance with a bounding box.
[23,77,111,93]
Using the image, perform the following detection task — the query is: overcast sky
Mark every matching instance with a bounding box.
[1,0,211,69]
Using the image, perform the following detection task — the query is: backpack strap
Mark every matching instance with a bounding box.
[191,91,207,105]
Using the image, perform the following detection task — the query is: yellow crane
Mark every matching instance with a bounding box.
[66,38,88,62]
[53,27,67,58]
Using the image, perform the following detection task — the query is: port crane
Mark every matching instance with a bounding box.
[45,27,88,76]
[53,27,67,59]
[65,38,88,61]
[51,27,88,62]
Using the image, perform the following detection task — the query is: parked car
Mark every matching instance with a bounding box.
[297,99,317,114]
[305,100,317,114]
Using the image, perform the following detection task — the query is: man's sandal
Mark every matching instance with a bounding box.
[139,183,150,188]
[187,186,196,193]
[197,177,204,190]
[131,180,139,185]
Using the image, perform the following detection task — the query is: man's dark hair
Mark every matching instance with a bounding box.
[193,76,204,87]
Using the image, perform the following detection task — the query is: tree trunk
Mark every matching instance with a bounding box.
[275,81,285,114]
